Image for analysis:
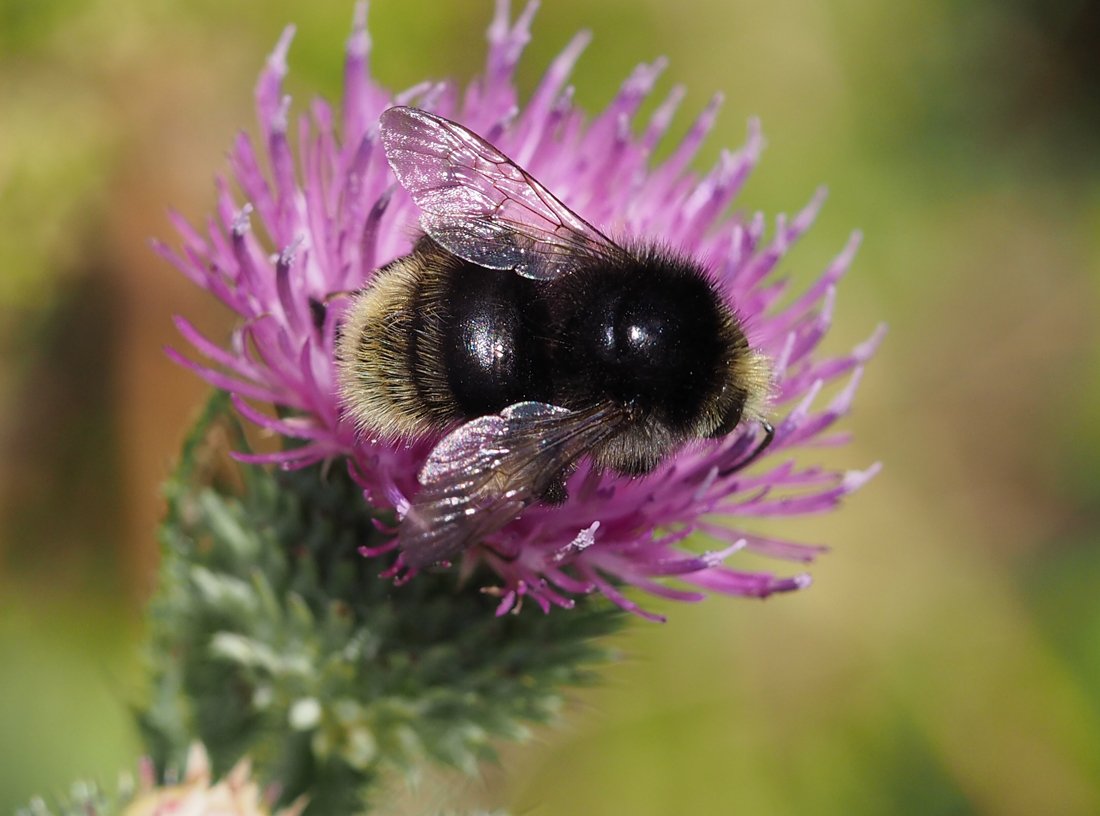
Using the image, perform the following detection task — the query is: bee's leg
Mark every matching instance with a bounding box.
[718,419,775,477]
[537,471,571,505]
[310,290,358,332]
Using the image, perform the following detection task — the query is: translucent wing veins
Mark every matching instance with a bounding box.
[379,106,628,280]
[399,402,624,569]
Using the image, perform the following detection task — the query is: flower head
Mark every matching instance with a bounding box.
[160,1,882,620]
[19,745,304,816]
[125,744,306,816]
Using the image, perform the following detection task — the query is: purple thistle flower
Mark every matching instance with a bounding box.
[159,1,883,621]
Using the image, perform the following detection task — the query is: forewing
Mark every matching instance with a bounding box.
[399,402,622,569]
[379,106,627,280]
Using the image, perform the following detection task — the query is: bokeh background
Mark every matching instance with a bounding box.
[2,0,1098,813]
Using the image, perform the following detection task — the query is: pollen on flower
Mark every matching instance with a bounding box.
[161,0,882,618]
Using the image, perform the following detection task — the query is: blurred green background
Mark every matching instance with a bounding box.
[2,0,1098,813]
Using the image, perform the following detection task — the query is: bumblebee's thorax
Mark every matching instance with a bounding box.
[552,252,736,432]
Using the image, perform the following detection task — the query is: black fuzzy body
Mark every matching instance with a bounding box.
[338,236,762,474]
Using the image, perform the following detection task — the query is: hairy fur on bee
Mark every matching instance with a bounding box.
[336,239,458,440]
[337,235,771,476]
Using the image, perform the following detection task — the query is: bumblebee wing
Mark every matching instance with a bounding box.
[379,106,627,281]
[399,402,622,569]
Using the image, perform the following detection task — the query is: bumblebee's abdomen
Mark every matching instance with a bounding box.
[442,263,551,417]
[336,238,552,440]
[336,251,444,438]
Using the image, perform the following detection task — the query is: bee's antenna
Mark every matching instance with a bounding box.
[718,419,775,477]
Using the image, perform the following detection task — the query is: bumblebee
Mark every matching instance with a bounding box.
[337,107,772,568]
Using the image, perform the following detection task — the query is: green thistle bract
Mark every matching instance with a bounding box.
[139,393,622,812]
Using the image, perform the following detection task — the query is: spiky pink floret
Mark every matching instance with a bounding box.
[161,1,883,620]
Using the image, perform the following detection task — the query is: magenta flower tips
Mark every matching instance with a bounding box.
[160,1,883,621]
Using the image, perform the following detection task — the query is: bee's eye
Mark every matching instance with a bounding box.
[705,392,745,439]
